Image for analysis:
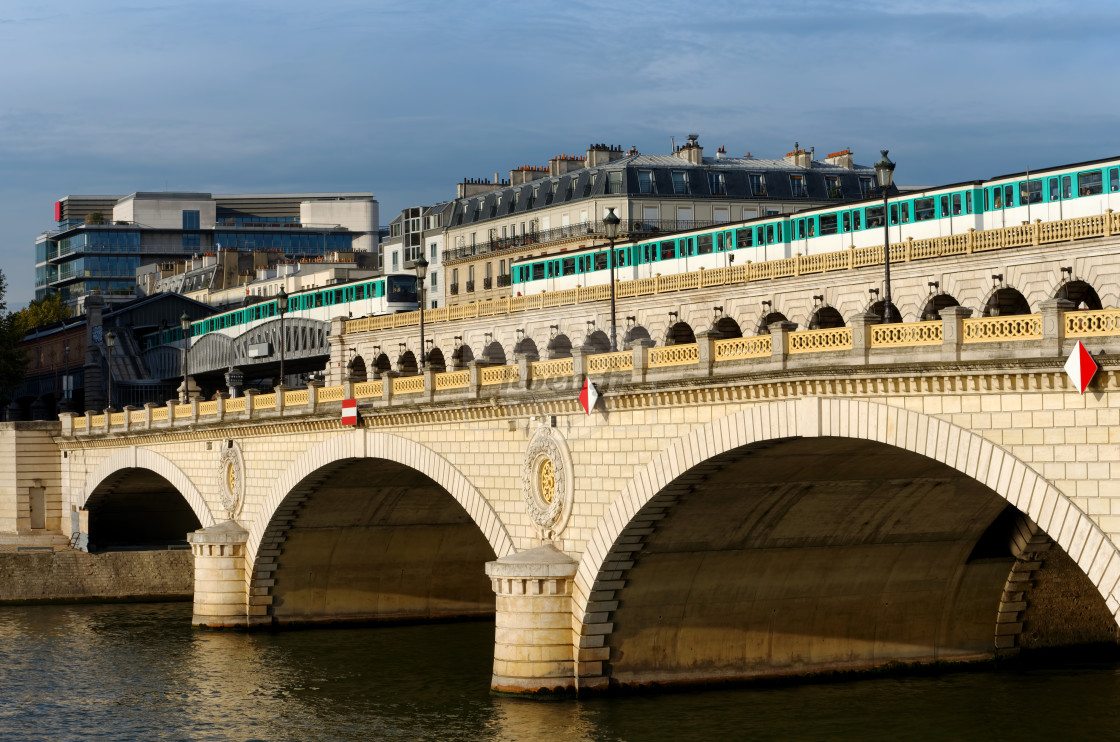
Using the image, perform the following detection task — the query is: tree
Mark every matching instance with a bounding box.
[13,292,72,334]
[0,272,29,396]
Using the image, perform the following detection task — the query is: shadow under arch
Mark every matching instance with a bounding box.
[247,431,515,625]
[81,447,215,530]
[573,397,1120,689]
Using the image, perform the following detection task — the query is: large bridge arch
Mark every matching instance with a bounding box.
[81,447,215,529]
[574,397,1120,687]
[246,430,515,625]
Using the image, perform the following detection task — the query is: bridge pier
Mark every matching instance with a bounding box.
[188,520,249,628]
[486,545,579,696]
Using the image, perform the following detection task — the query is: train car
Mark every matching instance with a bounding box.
[512,155,1120,296]
[142,272,418,350]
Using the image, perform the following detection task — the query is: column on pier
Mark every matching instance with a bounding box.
[485,544,578,696]
[188,520,249,628]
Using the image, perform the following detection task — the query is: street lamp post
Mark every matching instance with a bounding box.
[277,288,289,386]
[874,150,897,323]
[179,313,191,404]
[414,258,429,370]
[603,207,621,351]
[105,330,116,411]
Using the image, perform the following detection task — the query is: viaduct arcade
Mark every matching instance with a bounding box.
[14,210,1120,695]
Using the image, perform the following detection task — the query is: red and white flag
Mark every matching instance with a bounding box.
[1064,341,1099,395]
[579,377,599,415]
[341,398,358,425]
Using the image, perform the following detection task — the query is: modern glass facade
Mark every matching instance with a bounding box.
[214,231,352,252]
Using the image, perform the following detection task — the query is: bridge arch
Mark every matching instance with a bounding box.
[81,447,215,529]
[247,430,515,625]
[574,397,1120,687]
[248,429,514,560]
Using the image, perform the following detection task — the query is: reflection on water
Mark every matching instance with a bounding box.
[0,602,1119,741]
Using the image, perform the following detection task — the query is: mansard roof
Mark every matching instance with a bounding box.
[446,153,877,228]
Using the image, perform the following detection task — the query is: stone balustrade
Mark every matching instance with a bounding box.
[64,301,1113,438]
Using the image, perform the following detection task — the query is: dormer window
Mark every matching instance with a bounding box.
[825,175,842,198]
[638,170,655,194]
[748,173,767,196]
[789,175,807,198]
[671,170,689,195]
[708,172,726,195]
[605,171,623,194]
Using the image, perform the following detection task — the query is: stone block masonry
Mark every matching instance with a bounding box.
[0,550,193,604]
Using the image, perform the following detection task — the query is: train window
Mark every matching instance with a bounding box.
[776,223,782,241]
[1004,185,1015,207]
[1062,176,1072,199]
[842,212,851,232]
[719,233,727,250]
[643,243,657,263]
[966,192,972,213]
[1022,180,1042,204]
[890,204,899,225]
[660,241,676,260]
[796,220,805,239]
[698,235,713,254]
[940,196,949,216]
[914,198,935,221]
[902,203,910,222]
[685,238,695,256]
[992,188,1003,209]
[807,219,816,237]
[562,258,575,276]
[532,263,545,281]
[1078,171,1103,196]
[866,206,885,228]
[1111,169,1119,192]
[819,214,838,235]
[952,194,962,215]
[736,228,753,247]
[594,252,608,271]
[852,210,861,230]
[765,225,774,243]
[1049,178,1059,200]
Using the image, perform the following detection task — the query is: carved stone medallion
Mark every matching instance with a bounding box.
[217,442,245,518]
[522,424,574,540]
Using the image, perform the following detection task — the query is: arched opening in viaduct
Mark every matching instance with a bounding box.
[373,353,392,375]
[513,336,540,361]
[576,403,1120,690]
[921,293,961,321]
[984,287,1031,316]
[808,306,845,329]
[711,316,743,338]
[254,456,503,626]
[427,347,446,372]
[481,341,506,365]
[665,321,696,346]
[452,344,474,368]
[756,311,789,334]
[1056,279,1103,310]
[397,350,418,376]
[622,325,651,348]
[547,334,573,358]
[85,469,203,552]
[583,330,611,353]
[868,300,904,323]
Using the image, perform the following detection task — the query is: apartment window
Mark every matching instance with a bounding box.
[182,210,200,229]
[859,177,874,197]
[502,226,507,239]
[528,188,538,208]
[470,232,476,247]
[638,170,655,194]
[430,271,437,288]
[708,172,726,195]
[468,265,475,282]
[452,268,458,285]
[605,171,623,194]
[748,173,767,196]
[584,172,595,198]
[825,176,842,198]
[391,252,399,271]
[547,182,557,204]
[671,170,689,195]
[430,243,438,261]
[580,209,588,225]
[391,223,402,238]
[789,175,807,198]
[499,259,506,274]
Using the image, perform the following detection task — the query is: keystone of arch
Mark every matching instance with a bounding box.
[574,396,1120,628]
[247,429,516,561]
[81,446,216,528]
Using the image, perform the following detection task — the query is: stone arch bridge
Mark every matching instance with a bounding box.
[33,300,1120,694]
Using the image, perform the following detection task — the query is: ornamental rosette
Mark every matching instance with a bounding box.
[521,424,574,540]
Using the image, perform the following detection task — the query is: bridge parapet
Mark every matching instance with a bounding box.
[63,304,1119,438]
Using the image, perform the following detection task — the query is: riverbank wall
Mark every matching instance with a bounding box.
[0,549,192,604]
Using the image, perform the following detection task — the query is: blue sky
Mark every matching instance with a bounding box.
[1,0,1117,307]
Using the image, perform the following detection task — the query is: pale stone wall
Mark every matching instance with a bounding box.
[0,423,64,535]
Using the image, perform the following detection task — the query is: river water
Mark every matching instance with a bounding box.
[1,602,1118,741]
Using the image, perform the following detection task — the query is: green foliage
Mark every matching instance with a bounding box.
[13,293,72,334]
[85,211,105,224]
[0,272,29,394]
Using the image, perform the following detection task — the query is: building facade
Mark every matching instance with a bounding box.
[36,192,378,312]
[439,136,880,306]
[380,203,451,309]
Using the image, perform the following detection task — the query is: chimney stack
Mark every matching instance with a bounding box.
[784,142,813,169]
[549,154,584,177]
[675,134,704,164]
[824,149,855,169]
[509,165,548,186]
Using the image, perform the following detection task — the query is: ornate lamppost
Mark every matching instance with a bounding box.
[179,313,191,403]
[105,330,115,411]
[874,150,897,323]
[277,287,289,385]
[603,207,621,351]
[414,257,429,370]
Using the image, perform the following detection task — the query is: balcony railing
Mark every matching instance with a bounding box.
[444,218,722,264]
[465,280,475,293]
[450,283,459,295]
[497,273,512,288]
[483,277,493,290]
